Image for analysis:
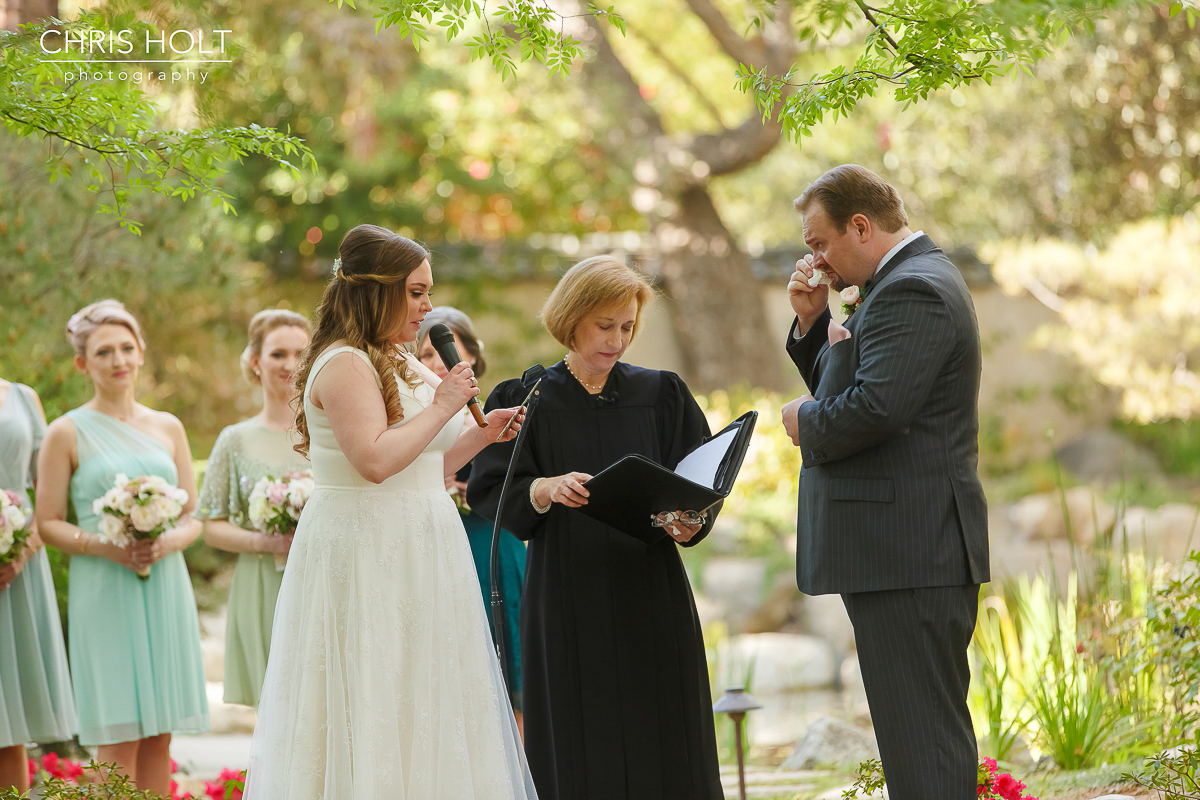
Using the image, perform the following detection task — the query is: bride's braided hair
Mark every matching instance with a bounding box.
[292,224,429,458]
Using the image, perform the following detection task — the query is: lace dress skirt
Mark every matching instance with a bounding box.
[245,485,535,799]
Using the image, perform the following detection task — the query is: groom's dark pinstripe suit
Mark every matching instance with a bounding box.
[787,235,989,799]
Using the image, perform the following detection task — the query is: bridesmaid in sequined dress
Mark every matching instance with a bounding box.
[198,309,311,707]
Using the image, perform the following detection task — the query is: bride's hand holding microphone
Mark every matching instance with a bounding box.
[431,361,479,416]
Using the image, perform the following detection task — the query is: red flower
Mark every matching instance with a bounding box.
[994,772,1027,800]
[40,752,66,780]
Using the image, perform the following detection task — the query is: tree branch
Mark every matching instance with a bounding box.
[855,0,902,53]
[681,0,765,68]
[622,17,729,128]
[1,112,129,155]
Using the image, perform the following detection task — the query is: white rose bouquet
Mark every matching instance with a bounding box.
[0,489,33,567]
[247,469,314,570]
[92,473,189,579]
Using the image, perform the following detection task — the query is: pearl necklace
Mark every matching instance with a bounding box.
[564,357,606,393]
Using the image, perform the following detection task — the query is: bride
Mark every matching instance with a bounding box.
[243,224,536,799]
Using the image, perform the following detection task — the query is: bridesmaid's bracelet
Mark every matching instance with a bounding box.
[73,529,93,555]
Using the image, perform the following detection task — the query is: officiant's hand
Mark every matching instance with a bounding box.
[788,254,830,335]
[536,472,593,508]
[655,510,703,543]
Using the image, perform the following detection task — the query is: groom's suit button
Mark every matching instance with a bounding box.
[811,450,826,461]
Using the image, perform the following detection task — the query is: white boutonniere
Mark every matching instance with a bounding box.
[840,285,863,317]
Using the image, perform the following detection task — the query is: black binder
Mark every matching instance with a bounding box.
[576,410,758,545]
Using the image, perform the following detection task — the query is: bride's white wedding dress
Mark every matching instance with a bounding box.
[244,346,537,799]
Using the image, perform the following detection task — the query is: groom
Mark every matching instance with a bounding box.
[781,165,989,799]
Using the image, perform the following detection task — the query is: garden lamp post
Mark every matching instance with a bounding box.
[713,686,761,800]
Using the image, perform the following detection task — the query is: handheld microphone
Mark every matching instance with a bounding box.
[427,323,488,427]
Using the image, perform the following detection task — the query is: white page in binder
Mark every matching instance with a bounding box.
[672,428,738,489]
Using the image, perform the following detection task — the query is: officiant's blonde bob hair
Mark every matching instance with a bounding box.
[541,256,655,349]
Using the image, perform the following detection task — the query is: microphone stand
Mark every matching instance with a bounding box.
[488,370,543,697]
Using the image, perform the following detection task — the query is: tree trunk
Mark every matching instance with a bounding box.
[578,10,794,391]
[654,185,787,391]
[2,0,58,29]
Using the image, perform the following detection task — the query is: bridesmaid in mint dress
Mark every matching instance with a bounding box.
[35,300,208,796]
[198,309,311,707]
[0,379,77,793]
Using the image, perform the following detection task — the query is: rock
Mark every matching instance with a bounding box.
[1159,743,1197,757]
[782,715,879,770]
[744,575,803,634]
[715,632,838,693]
[205,681,257,734]
[201,638,225,684]
[701,556,769,627]
[198,611,226,683]
[1055,430,1162,485]
[1008,486,1115,545]
[1117,504,1200,561]
[691,591,724,630]
[816,788,886,800]
[837,656,870,721]
[800,593,856,657]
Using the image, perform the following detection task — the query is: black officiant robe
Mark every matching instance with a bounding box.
[468,360,723,800]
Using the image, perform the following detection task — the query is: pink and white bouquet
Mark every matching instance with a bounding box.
[0,489,33,566]
[92,473,189,578]
[247,469,314,569]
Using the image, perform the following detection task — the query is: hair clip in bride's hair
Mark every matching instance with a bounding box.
[332,257,342,277]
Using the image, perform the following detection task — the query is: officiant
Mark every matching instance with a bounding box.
[468,255,723,800]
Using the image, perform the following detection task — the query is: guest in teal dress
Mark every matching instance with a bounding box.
[198,309,311,707]
[417,307,527,733]
[35,299,208,796]
[0,379,77,793]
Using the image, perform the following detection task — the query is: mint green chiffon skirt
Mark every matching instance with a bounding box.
[0,549,77,747]
[68,551,209,746]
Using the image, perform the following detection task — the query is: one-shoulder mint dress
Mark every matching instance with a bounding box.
[66,409,209,746]
[0,384,77,747]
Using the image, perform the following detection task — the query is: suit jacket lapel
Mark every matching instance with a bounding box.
[815,235,939,378]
